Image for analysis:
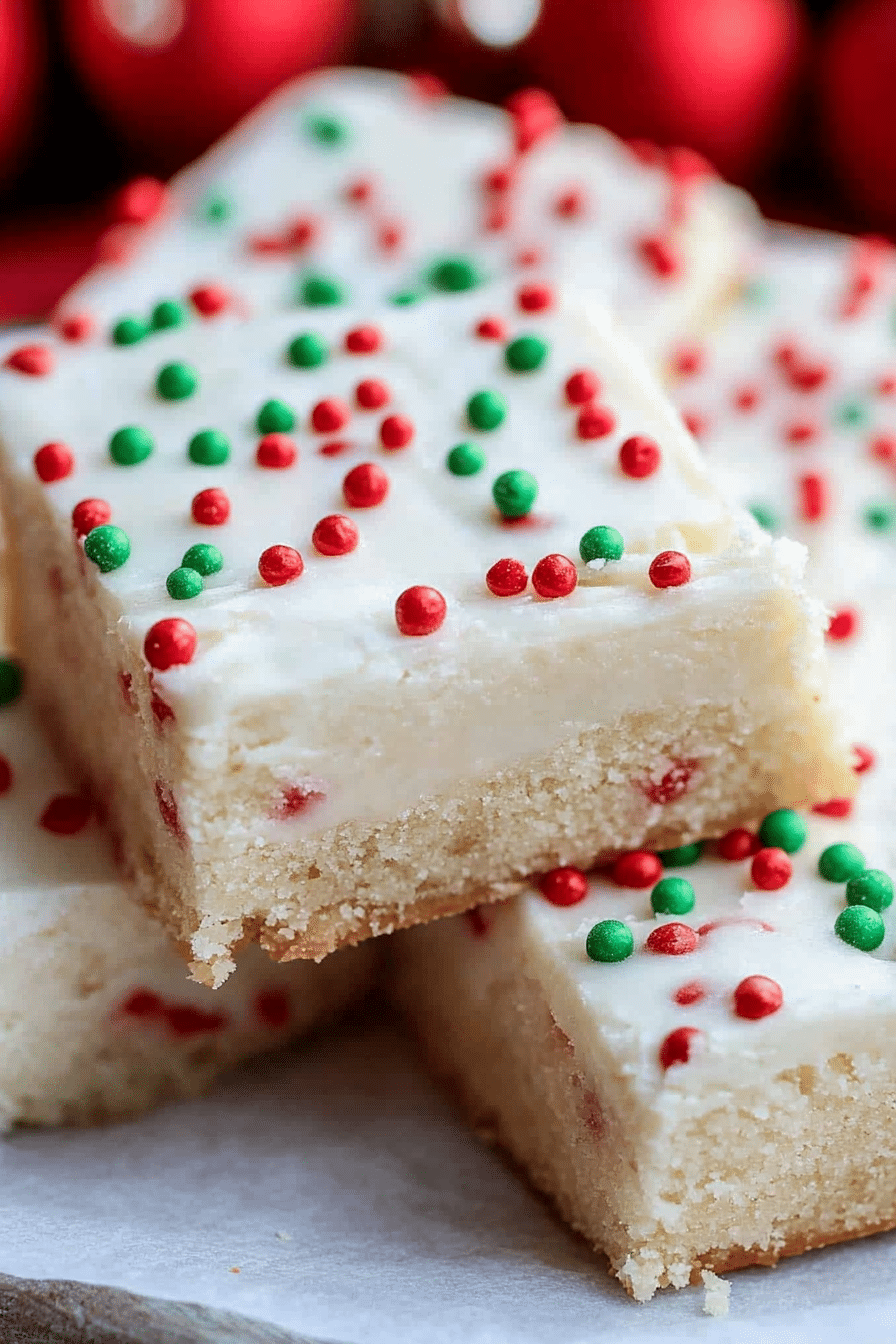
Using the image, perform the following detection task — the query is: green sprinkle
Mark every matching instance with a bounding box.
[299,273,346,306]
[0,657,23,706]
[749,502,778,531]
[111,316,149,346]
[447,442,486,477]
[84,524,131,573]
[845,869,894,911]
[288,332,328,368]
[835,904,885,952]
[585,919,634,963]
[467,389,507,432]
[151,299,188,331]
[505,335,549,372]
[864,501,896,532]
[201,192,232,223]
[579,525,624,564]
[390,290,421,307]
[836,399,869,428]
[492,469,538,519]
[428,256,482,293]
[156,361,198,400]
[758,808,808,854]
[818,842,866,883]
[650,877,695,915]
[109,426,154,466]
[181,543,223,576]
[166,567,203,600]
[658,841,703,868]
[305,111,350,146]
[188,429,230,466]
[256,399,296,433]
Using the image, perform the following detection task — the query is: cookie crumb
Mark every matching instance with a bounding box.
[702,1270,730,1317]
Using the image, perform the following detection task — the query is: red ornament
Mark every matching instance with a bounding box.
[311,397,350,434]
[344,325,383,355]
[577,405,616,440]
[312,514,359,556]
[258,545,304,587]
[395,585,447,636]
[356,378,390,410]
[475,317,507,341]
[191,487,230,526]
[343,462,389,509]
[613,850,662,888]
[659,1025,702,1070]
[40,794,92,835]
[827,607,859,641]
[380,414,414,450]
[538,865,588,906]
[718,827,759,860]
[565,369,600,405]
[486,557,528,597]
[649,550,692,589]
[646,922,699,955]
[517,281,554,313]
[532,553,577,598]
[189,283,229,317]
[256,433,297,470]
[72,498,112,537]
[34,441,74,483]
[751,846,792,890]
[504,87,563,154]
[619,435,661,479]
[144,618,197,670]
[5,343,53,376]
[733,974,783,1020]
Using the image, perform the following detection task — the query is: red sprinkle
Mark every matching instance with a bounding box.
[484,200,510,233]
[346,176,375,204]
[638,234,680,278]
[40,795,92,835]
[827,607,858,641]
[649,550,691,589]
[554,186,587,219]
[121,989,164,1019]
[356,378,391,410]
[258,545,304,587]
[515,246,542,268]
[395,585,446,636]
[72,498,112,537]
[0,755,11,795]
[144,619,197,670]
[812,797,853,818]
[785,419,819,446]
[619,435,661,479]
[150,682,175,727]
[164,1004,227,1038]
[504,87,562,154]
[154,780,185,842]
[733,384,761,412]
[532,554,577,598]
[256,433,297,470]
[191,488,230,526]
[718,827,759,861]
[486,557,528,597]
[565,369,600,405]
[475,317,507,341]
[56,312,94,343]
[673,980,706,1006]
[312,514,359,556]
[189,284,229,317]
[876,373,896,396]
[517,281,554,313]
[733,974,783,1020]
[34,442,75,483]
[273,784,326,819]
[577,404,616,440]
[318,440,351,457]
[798,472,828,521]
[671,344,704,378]
[285,214,318,250]
[646,922,698,956]
[538,866,588,906]
[659,1026,701,1070]
[787,360,829,393]
[255,987,291,1029]
[682,411,707,438]
[345,325,383,354]
[380,414,414,450]
[112,175,166,223]
[613,850,662,889]
[642,759,698,805]
[482,163,515,194]
[870,431,896,463]
[5,344,53,377]
[853,744,875,774]
[311,397,350,434]
[751,847,792,891]
[377,220,404,253]
[343,462,389,509]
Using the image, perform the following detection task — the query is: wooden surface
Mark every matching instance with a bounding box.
[0,1273,346,1344]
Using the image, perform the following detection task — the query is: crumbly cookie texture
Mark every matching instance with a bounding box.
[60,68,757,367]
[392,228,896,1300]
[0,280,850,981]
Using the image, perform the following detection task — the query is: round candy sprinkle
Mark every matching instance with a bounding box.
[311,398,350,433]
[650,877,696,915]
[390,290,420,306]
[395,586,446,636]
[619,435,661,479]
[818,842,866,883]
[109,426,153,466]
[486,558,528,597]
[835,904,885,951]
[0,658,23,705]
[84,525,131,573]
[719,828,758,861]
[156,361,198,400]
[659,1026,701,1070]
[645,922,698,955]
[674,981,706,1005]
[112,315,148,345]
[190,284,229,316]
[300,273,345,306]
[467,390,507,431]
[305,111,349,145]
[34,441,74,483]
[144,618,196,669]
[256,400,295,434]
[537,866,588,906]
[72,498,111,537]
[750,502,777,531]
[649,551,691,589]
[258,545,304,587]
[658,841,703,867]
[5,344,53,376]
[532,554,577,598]
[57,312,94,342]
[517,281,553,312]
[256,433,298,469]
[579,525,624,564]
[577,405,616,439]
[492,469,538,518]
[202,192,231,223]
[758,808,808,854]
[865,501,896,532]
[191,488,230,526]
[447,442,486,476]
[288,332,328,368]
[167,567,203,600]
[613,850,662,888]
[313,515,359,556]
[188,430,230,466]
[751,847,792,890]
[151,299,187,330]
[505,335,549,372]
[733,975,783,1020]
[343,462,388,508]
[846,869,894,911]
[182,543,222,576]
[475,317,506,340]
[428,256,482,292]
[345,325,383,354]
[585,920,634,963]
[380,415,415,450]
[356,378,390,409]
[565,369,599,405]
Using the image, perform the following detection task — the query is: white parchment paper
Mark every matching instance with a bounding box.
[2,1013,895,1344]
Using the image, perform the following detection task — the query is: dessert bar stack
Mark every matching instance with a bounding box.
[0,68,885,1304]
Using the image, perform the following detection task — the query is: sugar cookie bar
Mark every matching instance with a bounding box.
[61,68,756,367]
